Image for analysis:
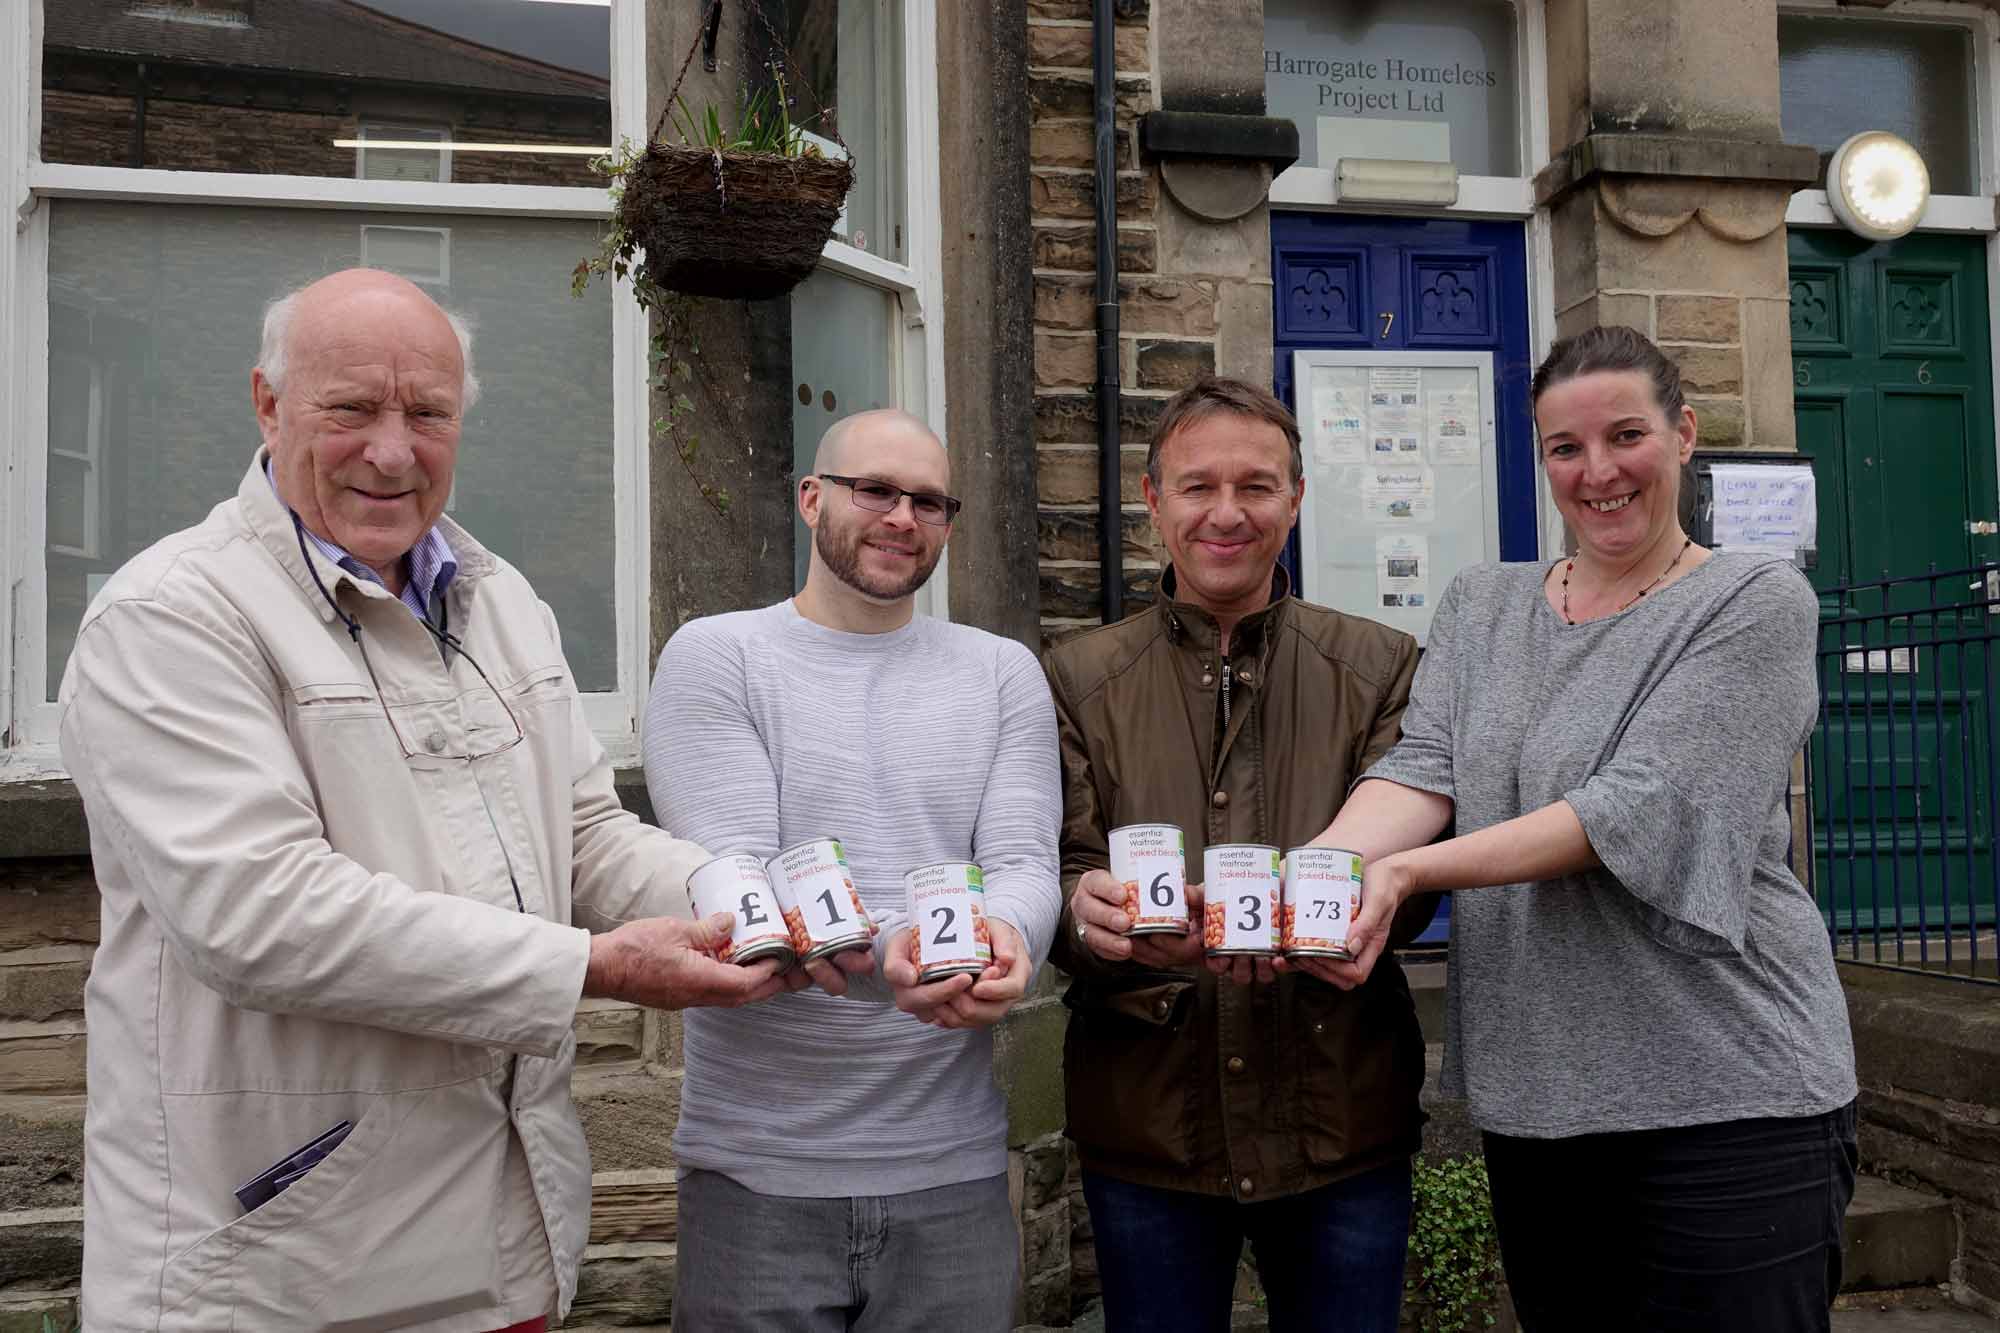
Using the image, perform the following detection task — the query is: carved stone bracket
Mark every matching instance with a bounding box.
[1538,132,1821,244]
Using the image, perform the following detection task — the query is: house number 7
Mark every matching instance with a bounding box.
[1378,311,1394,339]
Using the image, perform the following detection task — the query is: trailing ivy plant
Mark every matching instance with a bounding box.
[571,141,732,519]
[1405,1155,1503,1333]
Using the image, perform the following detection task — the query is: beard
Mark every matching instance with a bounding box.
[816,515,944,601]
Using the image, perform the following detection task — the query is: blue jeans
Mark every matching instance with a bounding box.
[1082,1160,1413,1333]
[673,1169,1019,1332]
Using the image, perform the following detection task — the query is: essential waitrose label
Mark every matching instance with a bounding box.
[1110,823,1188,933]
[688,853,793,964]
[1203,844,1281,954]
[906,863,989,971]
[1283,847,1364,955]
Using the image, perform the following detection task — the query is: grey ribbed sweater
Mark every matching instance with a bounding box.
[642,600,1062,1196]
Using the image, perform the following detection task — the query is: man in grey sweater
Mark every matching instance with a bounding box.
[642,409,1062,1331]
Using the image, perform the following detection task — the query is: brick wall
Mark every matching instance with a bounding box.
[1029,0,1166,651]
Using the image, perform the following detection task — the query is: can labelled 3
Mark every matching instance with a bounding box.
[905,861,992,983]
[688,853,797,968]
[1109,823,1188,936]
[1202,843,1281,957]
[768,837,878,962]
[1282,846,1364,959]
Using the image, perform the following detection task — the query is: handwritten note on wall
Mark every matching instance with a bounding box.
[1709,463,1816,558]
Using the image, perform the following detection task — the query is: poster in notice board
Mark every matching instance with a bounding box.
[1295,350,1501,645]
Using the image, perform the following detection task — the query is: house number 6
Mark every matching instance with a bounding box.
[1917,361,1934,384]
[1795,362,1811,387]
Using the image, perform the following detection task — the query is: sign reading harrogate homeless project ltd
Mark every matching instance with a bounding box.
[1263,0,1520,177]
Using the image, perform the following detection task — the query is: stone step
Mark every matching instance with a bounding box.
[1832,1290,1997,1331]
[1845,1176,1957,1293]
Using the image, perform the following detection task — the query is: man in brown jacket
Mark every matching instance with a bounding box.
[1045,377,1432,1333]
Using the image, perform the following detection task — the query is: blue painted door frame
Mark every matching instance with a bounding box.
[1271,212,1538,944]
[1272,211,1540,586]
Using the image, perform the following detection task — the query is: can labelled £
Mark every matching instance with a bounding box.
[687,853,797,968]
[1109,823,1189,936]
[1202,843,1281,957]
[768,837,878,962]
[904,861,992,983]
[1282,846,1364,959]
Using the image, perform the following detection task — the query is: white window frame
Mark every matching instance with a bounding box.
[355,121,455,184]
[359,224,453,287]
[801,0,949,620]
[1,0,652,772]
[44,350,102,560]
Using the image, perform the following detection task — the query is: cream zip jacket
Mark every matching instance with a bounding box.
[59,457,706,1331]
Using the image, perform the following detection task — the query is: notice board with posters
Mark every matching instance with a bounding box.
[1293,349,1500,645]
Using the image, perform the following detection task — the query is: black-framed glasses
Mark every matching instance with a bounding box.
[817,473,962,526]
[293,513,525,763]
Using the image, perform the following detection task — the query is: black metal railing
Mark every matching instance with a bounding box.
[1804,562,2000,983]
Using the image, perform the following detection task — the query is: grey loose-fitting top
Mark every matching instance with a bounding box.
[1364,552,1856,1138]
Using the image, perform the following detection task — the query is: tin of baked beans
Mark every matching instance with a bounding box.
[1109,823,1189,936]
[687,853,797,968]
[904,861,992,983]
[1281,846,1364,959]
[1202,843,1282,957]
[768,837,878,962]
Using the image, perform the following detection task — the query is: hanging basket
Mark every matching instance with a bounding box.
[619,141,855,302]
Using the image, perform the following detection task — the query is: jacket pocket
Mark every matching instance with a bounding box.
[1292,971,1426,1169]
[158,1084,505,1330]
[1063,977,1199,1169]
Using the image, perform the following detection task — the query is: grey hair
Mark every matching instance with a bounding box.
[256,284,482,411]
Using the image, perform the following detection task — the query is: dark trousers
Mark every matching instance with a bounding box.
[1082,1159,1413,1333]
[1483,1102,1858,1333]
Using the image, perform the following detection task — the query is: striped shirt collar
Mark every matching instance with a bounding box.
[263,458,457,623]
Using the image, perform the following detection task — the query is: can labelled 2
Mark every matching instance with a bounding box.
[688,853,797,968]
[1282,846,1364,959]
[768,837,878,962]
[1203,843,1281,957]
[1109,823,1188,936]
[905,861,992,983]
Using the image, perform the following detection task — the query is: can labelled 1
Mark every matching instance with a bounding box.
[768,837,878,962]
[688,853,797,968]
[904,861,992,983]
[1282,846,1364,959]
[1109,823,1189,936]
[1202,843,1281,957]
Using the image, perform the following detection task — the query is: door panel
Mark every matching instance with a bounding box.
[1789,228,2000,940]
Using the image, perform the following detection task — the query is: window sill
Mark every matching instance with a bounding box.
[0,757,660,861]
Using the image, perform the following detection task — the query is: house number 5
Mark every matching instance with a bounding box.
[1917,361,1934,384]
[1795,362,1811,387]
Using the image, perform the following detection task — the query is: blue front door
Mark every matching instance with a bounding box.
[1272,212,1538,945]
[1272,211,1539,577]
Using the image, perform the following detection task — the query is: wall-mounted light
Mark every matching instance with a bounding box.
[1334,158,1459,207]
[1827,131,1929,242]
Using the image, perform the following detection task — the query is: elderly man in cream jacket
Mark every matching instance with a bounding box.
[58,269,782,1332]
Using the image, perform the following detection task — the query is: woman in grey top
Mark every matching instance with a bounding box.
[1302,327,1858,1331]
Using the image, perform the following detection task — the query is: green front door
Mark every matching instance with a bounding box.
[1788,229,2000,949]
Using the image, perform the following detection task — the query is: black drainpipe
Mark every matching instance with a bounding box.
[1092,0,1123,624]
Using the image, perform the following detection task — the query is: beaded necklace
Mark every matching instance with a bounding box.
[1560,538,1693,625]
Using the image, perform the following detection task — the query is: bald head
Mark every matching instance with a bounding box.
[812,408,946,480]
[259,269,479,410]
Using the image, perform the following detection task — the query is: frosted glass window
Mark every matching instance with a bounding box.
[791,268,901,590]
[41,0,609,187]
[1780,17,1975,196]
[787,0,907,263]
[45,200,616,695]
[1265,0,1519,177]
